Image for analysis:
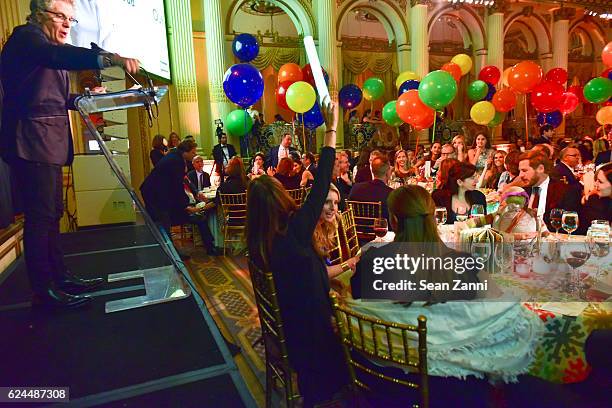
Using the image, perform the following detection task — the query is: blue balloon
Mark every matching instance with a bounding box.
[398,80,420,96]
[300,101,325,130]
[232,34,259,62]
[223,64,264,108]
[339,84,362,110]
[609,71,612,81]
[537,110,562,128]
[485,83,496,101]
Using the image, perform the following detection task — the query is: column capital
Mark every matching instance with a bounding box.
[475,48,488,56]
[410,0,429,7]
[210,81,230,104]
[553,7,576,22]
[488,0,508,14]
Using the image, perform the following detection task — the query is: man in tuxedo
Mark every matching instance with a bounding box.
[302,151,317,178]
[348,157,393,222]
[0,0,138,308]
[532,124,554,145]
[141,140,217,256]
[212,133,236,180]
[186,155,211,195]
[266,133,297,169]
[354,149,384,183]
[518,150,581,232]
[554,147,581,186]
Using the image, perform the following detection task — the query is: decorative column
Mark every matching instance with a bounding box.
[166,0,201,142]
[397,43,411,73]
[474,49,487,78]
[203,0,233,147]
[317,0,343,148]
[410,0,429,78]
[551,8,575,138]
[485,1,506,83]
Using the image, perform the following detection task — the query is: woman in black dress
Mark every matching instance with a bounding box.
[578,163,612,234]
[246,101,349,406]
[432,161,487,224]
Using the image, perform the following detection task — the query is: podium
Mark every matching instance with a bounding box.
[75,87,191,313]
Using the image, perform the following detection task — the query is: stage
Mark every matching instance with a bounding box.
[0,224,255,407]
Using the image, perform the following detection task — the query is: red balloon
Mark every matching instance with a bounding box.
[492,88,517,112]
[508,61,543,94]
[278,63,303,84]
[602,68,612,78]
[441,62,462,83]
[567,85,585,103]
[396,90,435,127]
[544,68,568,85]
[603,42,612,68]
[558,92,579,115]
[276,81,292,110]
[412,111,435,130]
[302,63,328,87]
[478,65,501,85]
[531,81,564,112]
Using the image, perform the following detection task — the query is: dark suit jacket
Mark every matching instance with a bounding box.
[525,179,581,231]
[186,169,211,195]
[348,179,393,221]
[0,23,102,166]
[140,150,189,224]
[553,162,579,186]
[305,163,317,179]
[354,166,372,184]
[595,151,611,166]
[266,145,298,169]
[212,143,237,172]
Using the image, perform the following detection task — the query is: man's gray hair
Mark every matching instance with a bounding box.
[27,0,75,23]
[192,155,203,163]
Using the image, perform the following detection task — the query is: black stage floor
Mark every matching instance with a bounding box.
[0,224,254,407]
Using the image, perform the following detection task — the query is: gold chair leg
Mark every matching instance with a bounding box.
[265,364,273,408]
[223,227,227,257]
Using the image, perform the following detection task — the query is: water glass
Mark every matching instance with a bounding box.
[470,204,485,219]
[435,207,448,225]
[591,220,610,235]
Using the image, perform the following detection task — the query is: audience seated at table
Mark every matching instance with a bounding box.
[273,157,302,190]
[481,150,506,189]
[186,155,211,195]
[348,157,393,223]
[389,149,414,186]
[497,150,521,191]
[216,157,248,196]
[415,142,441,170]
[468,132,495,171]
[436,158,459,190]
[577,162,612,235]
[451,134,468,162]
[554,146,582,186]
[354,149,384,183]
[248,152,265,180]
[332,152,352,211]
[290,152,314,188]
[432,162,487,224]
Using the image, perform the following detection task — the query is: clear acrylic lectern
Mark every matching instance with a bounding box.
[75,87,191,313]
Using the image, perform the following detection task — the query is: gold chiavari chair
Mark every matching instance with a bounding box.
[330,293,429,408]
[346,200,383,243]
[286,188,304,207]
[339,208,361,262]
[218,192,247,256]
[248,260,300,408]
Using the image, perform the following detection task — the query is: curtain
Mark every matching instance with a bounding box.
[251,47,303,71]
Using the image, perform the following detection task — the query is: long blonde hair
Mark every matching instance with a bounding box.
[312,184,341,258]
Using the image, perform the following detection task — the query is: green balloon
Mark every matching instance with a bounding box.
[488,111,505,128]
[226,109,253,137]
[418,70,458,110]
[467,80,489,101]
[382,100,403,127]
[584,77,612,104]
[363,77,385,101]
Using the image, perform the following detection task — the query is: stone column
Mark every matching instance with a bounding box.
[551,8,575,138]
[397,43,411,73]
[316,0,343,148]
[203,0,233,147]
[474,49,488,79]
[485,1,506,84]
[166,0,201,142]
[410,0,429,79]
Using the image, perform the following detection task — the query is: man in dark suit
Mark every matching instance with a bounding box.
[553,147,581,186]
[186,155,211,195]
[212,133,236,180]
[348,157,393,222]
[266,133,297,170]
[354,149,384,183]
[0,1,138,308]
[518,150,581,232]
[531,124,554,145]
[141,140,217,256]
[595,149,611,166]
[302,151,317,178]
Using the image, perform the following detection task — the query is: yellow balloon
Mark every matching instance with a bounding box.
[395,71,419,89]
[451,54,473,76]
[470,101,496,125]
[596,106,612,125]
[286,81,316,113]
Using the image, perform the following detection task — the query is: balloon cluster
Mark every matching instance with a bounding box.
[596,41,612,125]
[276,63,328,129]
[223,33,263,137]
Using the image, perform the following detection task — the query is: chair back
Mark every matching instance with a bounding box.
[218,192,247,227]
[327,220,343,266]
[339,208,360,261]
[286,188,304,207]
[346,200,383,242]
[330,292,429,407]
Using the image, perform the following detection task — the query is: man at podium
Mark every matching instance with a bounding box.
[0,0,139,309]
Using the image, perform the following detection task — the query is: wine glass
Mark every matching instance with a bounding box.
[471,241,492,265]
[455,207,468,222]
[562,211,579,239]
[493,241,513,274]
[561,241,591,298]
[435,207,448,226]
[549,208,563,238]
[470,204,485,220]
[373,218,388,242]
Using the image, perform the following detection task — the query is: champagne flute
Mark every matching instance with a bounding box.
[455,207,468,222]
[373,218,388,242]
[435,207,448,226]
[493,241,513,274]
[470,204,485,220]
[550,208,563,238]
[562,211,579,239]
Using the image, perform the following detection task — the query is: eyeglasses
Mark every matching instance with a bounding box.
[44,9,78,25]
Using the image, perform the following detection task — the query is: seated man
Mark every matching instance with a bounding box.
[348,157,393,224]
[140,140,218,257]
[186,155,211,195]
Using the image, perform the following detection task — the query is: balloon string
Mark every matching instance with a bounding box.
[301,113,306,152]
[524,94,529,145]
[397,127,402,151]
[244,108,248,157]
[432,111,437,143]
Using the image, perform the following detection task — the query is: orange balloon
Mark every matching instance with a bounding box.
[507,61,543,94]
[396,90,435,127]
[277,63,303,84]
[596,106,612,125]
[412,110,435,130]
[502,67,512,87]
[492,88,517,112]
[603,42,612,68]
[441,62,462,82]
